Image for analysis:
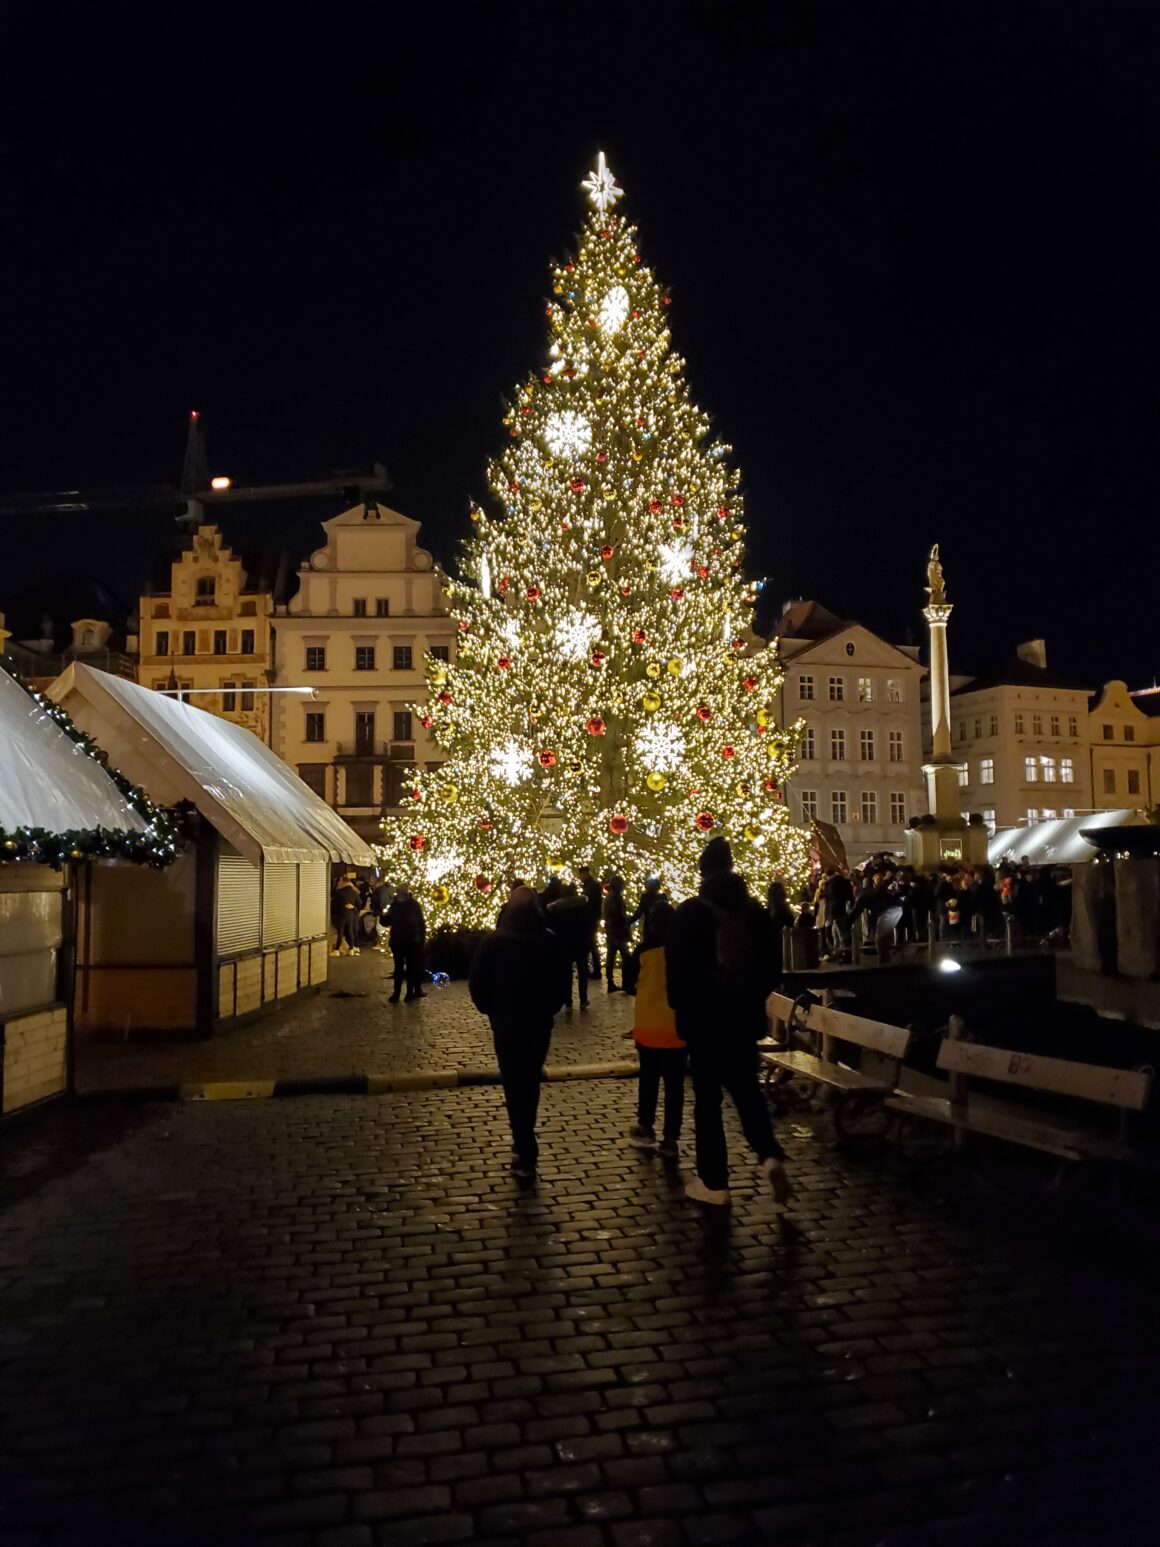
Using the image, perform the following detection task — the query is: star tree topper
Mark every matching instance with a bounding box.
[581,150,624,215]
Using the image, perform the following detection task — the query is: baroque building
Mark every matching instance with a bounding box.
[138,521,291,744]
[772,600,926,864]
[271,501,451,842]
[1088,681,1158,811]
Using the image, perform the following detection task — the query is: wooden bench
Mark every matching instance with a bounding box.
[760,989,914,1140]
[886,1029,1152,1170]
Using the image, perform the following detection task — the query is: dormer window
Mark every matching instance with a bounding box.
[196,577,216,605]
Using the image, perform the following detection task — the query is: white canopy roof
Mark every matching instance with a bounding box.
[49,665,373,866]
[0,666,147,837]
[988,808,1145,867]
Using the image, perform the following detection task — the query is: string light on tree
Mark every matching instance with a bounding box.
[378,153,809,925]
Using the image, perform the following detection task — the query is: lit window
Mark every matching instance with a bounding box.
[1103,724,1113,740]
[1068,716,1078,736]
[888,731,904,763]
[980,758,994,785]
[858,676,873,704]
[240,630,254,655]
[886,679,902,703]
[1032,714,1042,735]
[213,630,227,656]
[828,676,844,701]
[1103,768,1116,795]
[982,808,996,836]
[305,646,326,671]
[196,576,215,603]
[859,729,875,761]
[1061,758,1074,783]
[831,790,848,824]
[1041,808,1057,822]
[1050,715,1059,736]
[355,646,376,671]
[861,791,877,823]
[1125,725,1136,743]
[1042,756,1056,783]
[156,630,169,656]
[1128,769,1141,796]
[183,631,196,656]
[799,674,815,701]
[1062,808,1076,819]
[890,792,906,824]
[1027,808,1040,825]
[989,714,998,736]
[221,682,236,712]
[393,645,414,672]
[376,598,390,617]
[800,790,818,821]
[1015,713,1025,734]
[1025,756,1038,783]
[799,727,816,760]
[305,711,326,743]
[353,598,367,617]
[958,767,969,788]
[830,729,846,761]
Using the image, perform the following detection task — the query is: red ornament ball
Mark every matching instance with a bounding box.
[732,637,745,651]
[590,650,605,668]
[410,788,423,801]
[497,655,512,671]
[743,675,757,691]
[648,498,662,514]
[458,619,470,631]
[670,587,685,602]
[633,628,648,644]
[596,451,607,464]
[600,544,615,560]
[632,308,642,319]
[539,749,557,768]
[620,584,633,597]
[670,493,684,507]
[671,516,684,530]
[565,262,574,272]
[697,564,710,580]
[438,691,452,706]
[509,480,519,492]
[526,585,541,602]
[474,874,493,893]
[499,574,510,590]
[586,717,606,736]
[570,477,586,493]
[542,375,552,386]
[420,714,433,729]
[696,704,712,722]
[717,507,729,521]
[763,779,777,792]
[409,834,426,851]
[721,745,735,759]
[695,811,714,832]
[609,814,629,836]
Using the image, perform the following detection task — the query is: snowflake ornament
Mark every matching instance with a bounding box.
[425,849,465,884]
[598,285,630,335]
[581,151,624,215]
[490,738,531,786]
[552,609,601,663]
[543,410,593,459]
[633,720,688,774]
[657,539,694,585]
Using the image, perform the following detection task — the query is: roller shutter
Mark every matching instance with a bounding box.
[216,851,260,956]
[262,863,298,946]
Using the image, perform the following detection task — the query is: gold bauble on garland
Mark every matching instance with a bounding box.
[641,690,662,713]
[646,771,667,793]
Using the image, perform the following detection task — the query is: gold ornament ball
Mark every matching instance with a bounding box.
[646,662,662,679]
[755,707,771,727]
[440,785,458,804]
[432,668,447,687]
[587,569,602,586]
[530,498,542,512]
[645,771,667,793]
[430,884,450,906]
[734,783,748,798]
[632,450,643,462]
[641,690,662,713]
[553,282,564,294]
[744,825,760,843]
[666,657,683,676]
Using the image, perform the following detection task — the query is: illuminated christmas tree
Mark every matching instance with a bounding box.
[379,153,809,928]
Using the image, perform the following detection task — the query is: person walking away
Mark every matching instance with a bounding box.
[578,865,603,979]
[469,888,571,1181]
[628,901,686,1158]
[625,876,664,994]
[330,871,362,957]
[546,883,592,1011]
[603,874,631,993]
[766,879,794,983]
[822,869,854,961]
[386,887,427,1002]
[371,875,394,954]
[666,836,791,1208]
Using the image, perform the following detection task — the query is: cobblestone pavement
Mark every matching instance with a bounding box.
[3,1078,1159,1546]
[76,960,636,1093]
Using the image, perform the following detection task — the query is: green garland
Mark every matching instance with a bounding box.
[0,655,184,869]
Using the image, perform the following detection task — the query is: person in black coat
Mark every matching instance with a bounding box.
[469,888,571,1180]
[665,837,791,1209]
[330,871,362,957]
[578,865,603,977]
[385,888,427,1003]
[602,875,631,992]
[546,883,593,1011]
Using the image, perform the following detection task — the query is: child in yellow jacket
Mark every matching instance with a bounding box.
[629,901,686,1158]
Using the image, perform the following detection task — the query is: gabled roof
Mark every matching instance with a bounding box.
[49,665,372,866]
[147,527,294,603]
[772,599,848,642]
[950,657,1090,696]
[2,570,132,651]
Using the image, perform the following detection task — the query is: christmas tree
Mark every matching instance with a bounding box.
[379,153,809,928]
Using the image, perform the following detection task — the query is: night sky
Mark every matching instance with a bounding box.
[4,2,1158,686]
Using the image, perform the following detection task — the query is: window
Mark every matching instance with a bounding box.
[831,791,848,824]
[305,646,326,671]
[222,682,236,712]
[298,764,327,797]
[195,576,215,603]
[888,730,903,763]
[1063,808,1076,819]
[860,791,877,824]
[890,792,906,824]
[376,598,390,617]
[887,679,902,703]
[800,790,818,821]
[1128,769,1141,796]
[1050,715,1059,736]
[1041,756,1056,782]
[1125,725,1136,743]
[1025,756,1038,783]
[989,714,999,736]
[1103,724,1113,740]
[156,630,169,656]
[1028,809,1042,825]
[1015,713,1025,734]
[182,631,196,656]
[859,729,875,761]
[798,674,815,701]
[240,600,256,616]
[305,712,326,743]
[858,676,873,703]
[973,718,982,739]
[345,764,374,806]
[1040,808,1058,822]
[240,630,255,655]
[355,646,376,671]
[1061,758,1074,783]
[430,644,451,663]
[240,682,255,711]
[393,710,413,741]
[980,757,994,785]
[154,603,170,619]
[1068,716,1078,736]
[957,722,965,743]
[982,808,996,836]
[355,712,376,753]
[1032,714,1042,735]
[177,680,193,703]
[1103,768,1116,795]
[353,598,367,617]
[828,676,844,701]
[830,729,846,761]
[958,767,969,788]
[799,727,816,760]
[393,645,414,672]
[213,630,227,655]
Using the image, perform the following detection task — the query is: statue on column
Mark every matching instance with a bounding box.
[925,543,947,605]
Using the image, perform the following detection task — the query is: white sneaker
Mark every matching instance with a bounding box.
[329,950,341,958]
[685,1177,731,1207]
[762,1156,793,1204]
[351,947,361,956]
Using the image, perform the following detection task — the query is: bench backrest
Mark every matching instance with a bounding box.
[937,1039,1152,1112]
[804,1001,913,1062]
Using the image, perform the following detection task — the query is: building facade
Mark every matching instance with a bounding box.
[947,641,1093,836]
[0,574,135,690]
[1088,681,1158,810]
[138,522,288,744]
[772,601,927,864]
[272,502,451,842]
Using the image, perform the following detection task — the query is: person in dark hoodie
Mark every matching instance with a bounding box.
[547,882,593,1011]
[665,836,792,1208]
[469,886,571,1181]
[385,887,427,1003]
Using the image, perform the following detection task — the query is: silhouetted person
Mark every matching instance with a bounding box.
[385,888,426,1002]
[547,883,593,1011]
[578,865,603,977]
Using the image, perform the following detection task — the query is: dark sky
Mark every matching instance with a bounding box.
[4,1,1159,685]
